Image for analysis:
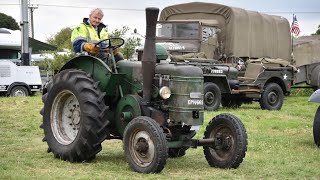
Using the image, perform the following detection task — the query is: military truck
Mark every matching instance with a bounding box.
[293,35,320,90]
[151,2,295,111]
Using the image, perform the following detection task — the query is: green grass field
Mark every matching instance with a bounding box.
[1,95,320,179]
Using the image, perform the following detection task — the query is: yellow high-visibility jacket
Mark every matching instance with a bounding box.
[71,18,109,53]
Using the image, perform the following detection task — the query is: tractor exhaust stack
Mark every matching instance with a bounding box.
[141,7,159,103]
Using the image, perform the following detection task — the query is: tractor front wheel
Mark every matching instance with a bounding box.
[203,113,247,168]
[40,69,109,162]
[123,116,168,173]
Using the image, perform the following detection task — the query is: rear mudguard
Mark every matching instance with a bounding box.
[310,89,320,103]
[60,55,125,96]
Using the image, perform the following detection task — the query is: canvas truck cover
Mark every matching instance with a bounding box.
[293,35,320,67]
[160,2,291,61]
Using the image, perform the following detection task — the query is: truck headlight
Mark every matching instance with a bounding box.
[159,86,171,99]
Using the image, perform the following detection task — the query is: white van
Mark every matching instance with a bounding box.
[0,28,42,96]
[0,60,42,96]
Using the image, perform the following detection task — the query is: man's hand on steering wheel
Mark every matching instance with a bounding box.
[84,43,100,54]
[94,37,125,55]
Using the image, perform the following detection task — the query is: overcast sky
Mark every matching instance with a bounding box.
[0,0,319,42]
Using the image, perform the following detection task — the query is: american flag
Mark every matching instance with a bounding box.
[290,15,301,37]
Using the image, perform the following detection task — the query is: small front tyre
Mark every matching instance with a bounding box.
[203,113,247,168]
[123,116,168,173]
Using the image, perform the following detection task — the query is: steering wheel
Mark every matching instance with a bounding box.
[95,37,125,50]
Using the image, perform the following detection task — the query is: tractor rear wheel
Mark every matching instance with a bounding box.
[123,116,168,173]
[203,113,247,168]
[313,106,320,147]
[40,69,109,162]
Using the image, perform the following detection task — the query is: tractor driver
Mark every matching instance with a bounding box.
[71,8,124,62]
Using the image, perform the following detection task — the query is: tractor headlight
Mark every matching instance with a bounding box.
[159,86,171,99]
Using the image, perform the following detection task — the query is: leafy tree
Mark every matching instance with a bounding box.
[109,25,141,59]
[46,27,73,51]
[121,37,141,59]
[312,25,320,35]
[0,12,20,30]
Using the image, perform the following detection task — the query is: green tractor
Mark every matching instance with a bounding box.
[40,8,248,173]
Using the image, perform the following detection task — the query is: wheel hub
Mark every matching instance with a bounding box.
[13,89,25,96]
[214,133,232,150]
[130,131,155,167]
[268,91,278,105]
[135,138,149,155]
[51,90,80,145]
[205,91,215,105]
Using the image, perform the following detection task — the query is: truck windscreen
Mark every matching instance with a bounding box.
[157,22,199,39]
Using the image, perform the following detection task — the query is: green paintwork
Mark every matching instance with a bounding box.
[60,55,126,96]
[114,95,142,136]
[156,63,204,126]
[156,44,169,60]
[61,54,206,141]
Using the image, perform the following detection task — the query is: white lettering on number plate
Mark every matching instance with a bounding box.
[188,99,203,105]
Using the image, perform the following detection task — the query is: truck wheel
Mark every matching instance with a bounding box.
[204,82,221,111]
[260,83,283,110]
[40,69,109,162]
[123,116,168,173]
[221,98,242,108]
[203,113,247,168]
[10,86,29,96]
[168,148,187,158]
[313,106,320,147]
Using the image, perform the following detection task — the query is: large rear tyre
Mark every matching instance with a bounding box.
[40,69,109,162]
[204,82,221,111]
[123,116,168,173]
[313,106,320,147]
[203,113,247,168]
[260,83,283,110]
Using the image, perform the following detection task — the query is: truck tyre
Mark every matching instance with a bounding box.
[10,86,29,97]
[204,82,221,111]
[123,116,168,173]
[313,106,320,147]
[168,148,187,158]
[203,113,247,168]
[40,69,109,162]
[260,83,283,110]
